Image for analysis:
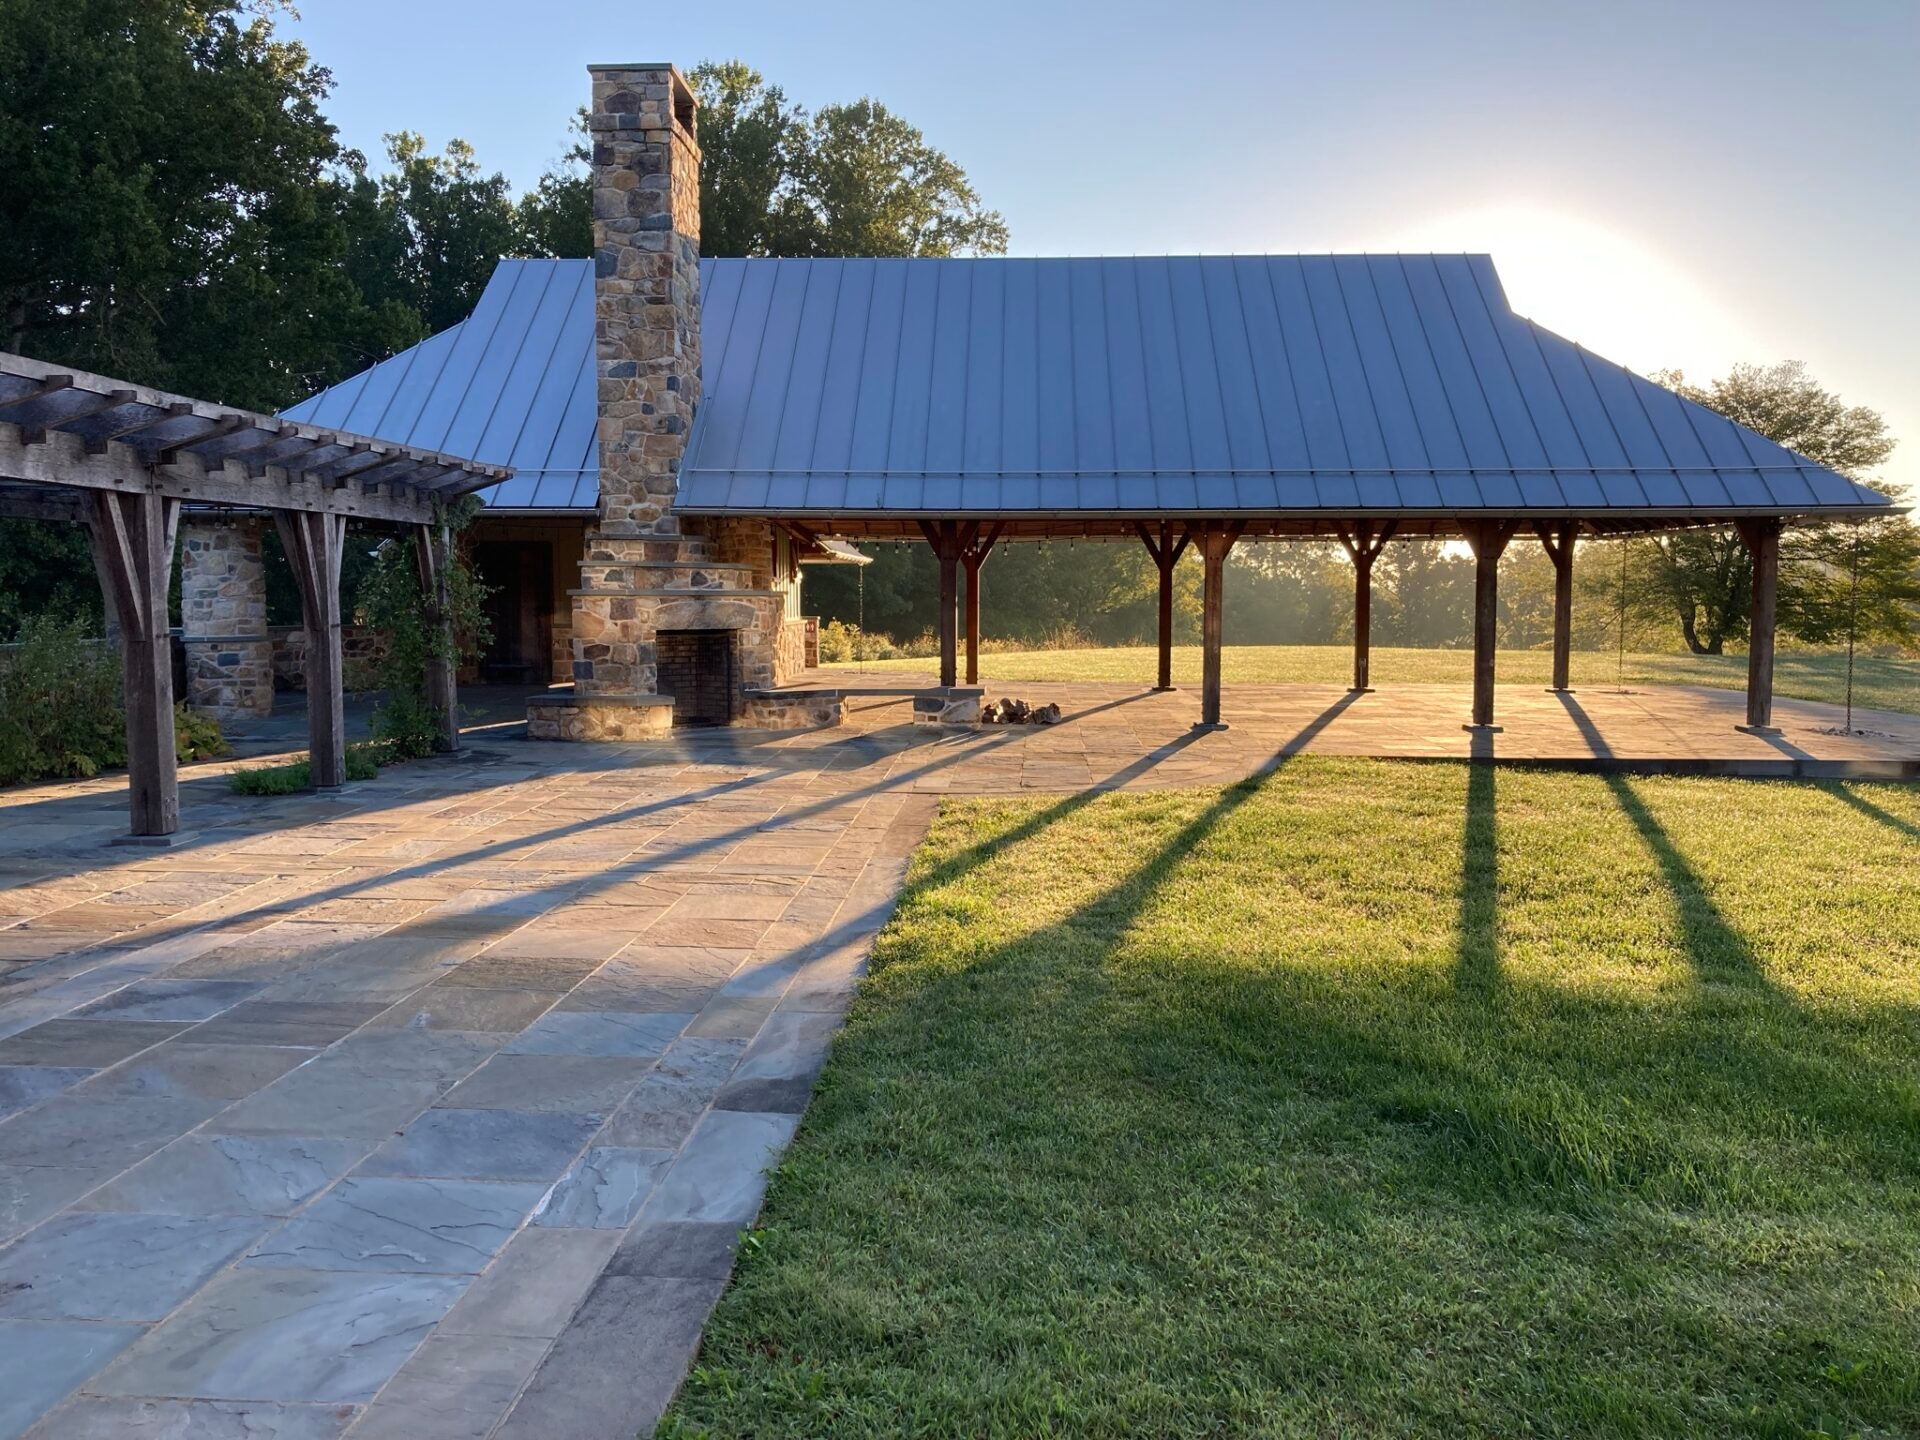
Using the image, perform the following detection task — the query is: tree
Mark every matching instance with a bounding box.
[0,0,367,411]
[1621,363,1912,653]
[796,98,1009,257]
[515,110,593,260]
[688,62,813,258]
[346,132,523,339]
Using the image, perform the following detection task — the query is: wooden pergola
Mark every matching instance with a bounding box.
[0,352,510,839]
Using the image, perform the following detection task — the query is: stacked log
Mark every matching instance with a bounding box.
[980,698,1062,725]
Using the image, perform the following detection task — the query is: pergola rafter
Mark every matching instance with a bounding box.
[0,351,513,839]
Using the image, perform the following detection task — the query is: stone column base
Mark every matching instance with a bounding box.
[527,690,676,741]
[182,636,275,719]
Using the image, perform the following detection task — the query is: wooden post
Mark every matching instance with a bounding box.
[413,518,460,752]
[86,487,181,837]
[919,520,960,689]
[1535,521,1577,692]
[958,522,1001,687]
[1736,518,1782,732]
[1464,520,1517,729]
[1138,521,1191,691]
[276,510,348,788]
[1334,521,1395,692]
[1196,523,1242,729]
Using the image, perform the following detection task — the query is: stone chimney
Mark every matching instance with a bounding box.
[589,63,701,535]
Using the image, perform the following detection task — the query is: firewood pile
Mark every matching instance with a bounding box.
[980,697,1063,725]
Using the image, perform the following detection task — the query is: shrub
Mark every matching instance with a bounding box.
[354,509,490,759]
[0,615,128,784]
[817,621,943,663]
[229,740,386,795]
[174,703,229,763]
[0,616,228,787]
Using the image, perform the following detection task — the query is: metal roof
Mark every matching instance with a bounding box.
[681,254,1889,519]
[283,258,597,510]
[285,254,1891,522]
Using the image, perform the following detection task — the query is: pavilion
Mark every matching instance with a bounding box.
[672,249,1896,731]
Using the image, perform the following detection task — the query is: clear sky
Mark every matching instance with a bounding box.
[282,0,1918,489]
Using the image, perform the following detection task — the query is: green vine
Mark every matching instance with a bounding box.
[353,502,491,759]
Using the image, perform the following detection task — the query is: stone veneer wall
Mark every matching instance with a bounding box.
[776,617,810,685]
[179,516,273,719]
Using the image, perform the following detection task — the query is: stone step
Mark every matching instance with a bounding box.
[583,536,717,565]
[566,586,785,602]
[575,564,754,593]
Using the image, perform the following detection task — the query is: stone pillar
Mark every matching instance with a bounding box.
[179,515,273,719]
[589,62,701,537]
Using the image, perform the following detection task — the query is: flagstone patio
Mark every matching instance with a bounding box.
[0,678,1914,1438]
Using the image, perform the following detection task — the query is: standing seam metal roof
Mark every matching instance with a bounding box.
[284,254,1891,518]
[283,258,599,509]
[682,254,1889,516]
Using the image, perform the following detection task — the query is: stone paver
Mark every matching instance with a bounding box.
[0,679,1912,1437]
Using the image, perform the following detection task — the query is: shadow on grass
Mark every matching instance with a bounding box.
[1602,773,1771,991]
[698,764,1920,1438]
[1823,781,1920,842]
[1455,763,1500,998]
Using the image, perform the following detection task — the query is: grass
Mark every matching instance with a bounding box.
[847,644,1920,715]
[227,741,385,795]
[664,761,1920,1439]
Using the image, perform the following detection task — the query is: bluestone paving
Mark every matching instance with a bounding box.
[22,1397,357,1439]
[74,1135,367,1217]
[0,1321,145,1439]
[11,679,1869,1432]
[534,1146,675,1230]
[0,1068,93,1121]
[0,1211,267,1320]
[505,1008,690,1057]
[90,1268,467,1403]
[245,1177,545,1274]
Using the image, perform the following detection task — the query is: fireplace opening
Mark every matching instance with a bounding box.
[657,629,737,726]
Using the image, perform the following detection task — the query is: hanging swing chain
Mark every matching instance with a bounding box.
[1616,535,1630,692]
[1845,521,1860,733]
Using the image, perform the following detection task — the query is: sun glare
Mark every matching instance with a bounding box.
[1364,205,1775,383]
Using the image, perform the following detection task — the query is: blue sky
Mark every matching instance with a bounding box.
[282,0,1918,488]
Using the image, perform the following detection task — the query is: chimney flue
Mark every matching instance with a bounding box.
[588,63,700,535]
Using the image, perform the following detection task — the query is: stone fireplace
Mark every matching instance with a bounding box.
[526,62,812,743]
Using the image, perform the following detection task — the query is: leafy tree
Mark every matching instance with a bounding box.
[0,0,368,410]
[1621,363,1911,653]
[346,132,522,339]
[795,97,1008,257]
[515,110,593,260]
[689,62,813,258]
[523,61,1010,261]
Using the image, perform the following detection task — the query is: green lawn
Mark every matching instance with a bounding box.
[665,762,1920,1439]
[846,644,1920,715]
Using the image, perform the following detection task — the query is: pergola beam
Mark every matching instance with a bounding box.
[0,429,463,526]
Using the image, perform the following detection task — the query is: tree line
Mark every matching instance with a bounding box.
[1,1,1913,656]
